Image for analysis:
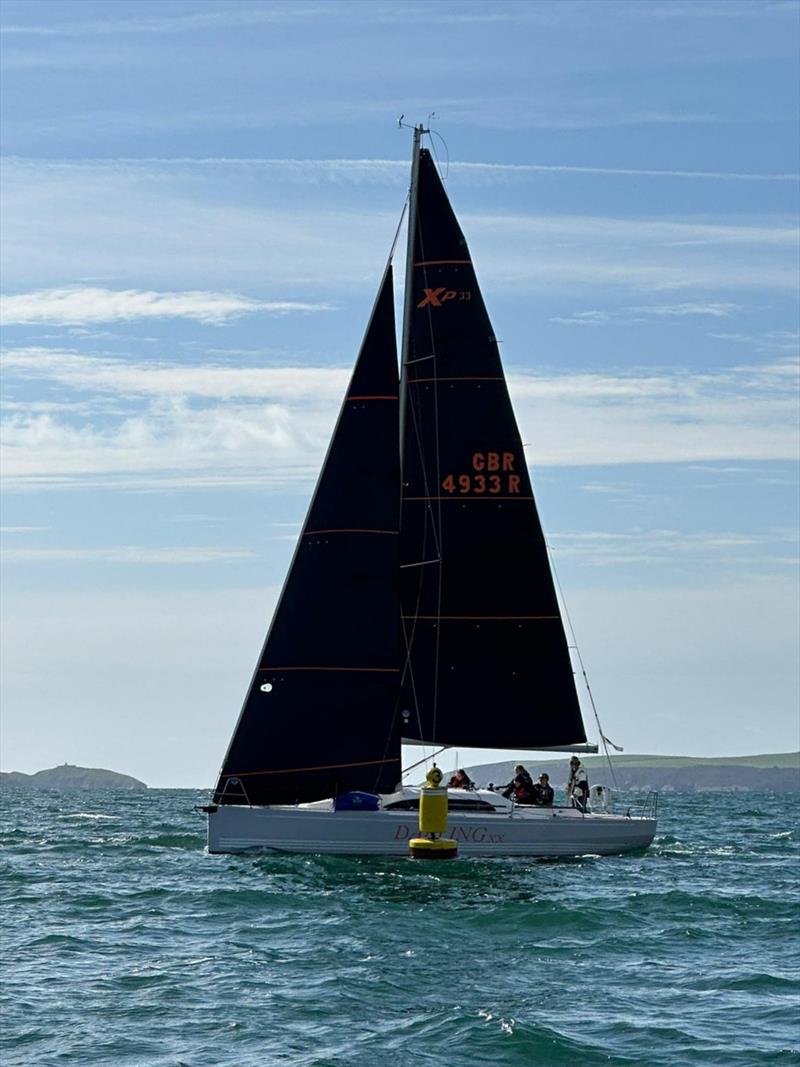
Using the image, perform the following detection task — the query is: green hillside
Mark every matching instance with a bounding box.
[462,752,800,793]
[572,752,798,770]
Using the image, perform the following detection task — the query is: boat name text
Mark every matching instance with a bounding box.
[393,823,506,844]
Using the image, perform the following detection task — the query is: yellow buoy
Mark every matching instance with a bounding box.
[408,836,457,859]
[409,764,458,860]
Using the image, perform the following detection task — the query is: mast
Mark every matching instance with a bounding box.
[399,123,424,476]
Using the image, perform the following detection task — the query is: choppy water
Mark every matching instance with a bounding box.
[1,789,798,1066]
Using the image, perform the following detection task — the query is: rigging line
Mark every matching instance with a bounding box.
[398,393,441,741]
[400,613,426,744]
[402,745,451,778]
[428,127,450,182]
[396,228,441,736]
[416,199,445,745]
[547,543,619,789]
[397,132,444,744]
[401,403,439,746]
[222,756,401,778]
[387,196,409,262]
[406,370,442,559]
[398,462,432,744]
[399,383,441,742]
[400,197,442,559]
[376,701,404,795]
[400,482,432,694]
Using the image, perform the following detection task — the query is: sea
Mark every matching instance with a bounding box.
[1,788,797,1067]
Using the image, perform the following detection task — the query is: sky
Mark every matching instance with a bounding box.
[0,0,798,788]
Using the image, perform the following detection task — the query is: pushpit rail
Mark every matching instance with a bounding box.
[635,791,658,820]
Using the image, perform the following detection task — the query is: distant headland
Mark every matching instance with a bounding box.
[1,764,147,791]
[465,752,800,793]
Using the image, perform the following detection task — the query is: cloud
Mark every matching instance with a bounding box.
[627,0,798,20]
[0,3,329,37]
[2,0,794,41]
[0,287,334,326]
[1,546,254,564]
[1,347,351,400]
[552,302,742,325]
[0,1,516,38]
[549,527,797,567]
[8,156,797,185]
[707,330,799,355]
[1,347,797,487]
[3,158,796,296]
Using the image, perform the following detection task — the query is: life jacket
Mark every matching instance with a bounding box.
[568,767,588,794]
[449,773,472,789]
[573,768,589,795]
[512,770,535,801]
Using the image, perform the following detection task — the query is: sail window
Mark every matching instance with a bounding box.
[384,796,497,814]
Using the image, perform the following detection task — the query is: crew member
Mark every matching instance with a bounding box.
[532,772,554,806]
[448,768,474,789]
[501,764,535,804]
[566,756,590,813]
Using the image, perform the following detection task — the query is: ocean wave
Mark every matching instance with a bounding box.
[1,788,797,1067]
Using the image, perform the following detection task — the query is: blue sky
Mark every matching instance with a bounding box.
[1,0,798,787]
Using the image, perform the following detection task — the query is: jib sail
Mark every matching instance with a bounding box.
[214,268,402,805]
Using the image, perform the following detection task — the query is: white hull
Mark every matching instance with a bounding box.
[207,801,656,858]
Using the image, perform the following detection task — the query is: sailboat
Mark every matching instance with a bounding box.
[205,127,657,857]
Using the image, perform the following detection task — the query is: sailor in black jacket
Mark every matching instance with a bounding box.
[501,765,536,803]
[532,772,554,806]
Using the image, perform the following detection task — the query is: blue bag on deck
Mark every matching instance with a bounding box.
[333,791,380,812]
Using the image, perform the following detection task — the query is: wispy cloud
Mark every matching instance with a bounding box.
[626,0,799,20]
[3,0,793,39]
[1,546,255,564]
[0,3,329,37]
[3,158,796,296]
[550,527,798,568]
[0,288,334,326]
[9,156,797,184]
[707,330,800,355]
[1,348,351,400]
[2,348,797,487]
[552,302,742,326]
[0,1,518,38]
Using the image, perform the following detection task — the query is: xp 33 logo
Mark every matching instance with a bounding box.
[417,287,472,308]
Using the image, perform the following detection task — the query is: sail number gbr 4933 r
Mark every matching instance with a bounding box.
[441,452,521,495]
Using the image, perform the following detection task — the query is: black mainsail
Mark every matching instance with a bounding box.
[214,268,402,805]
[398,145,587,750]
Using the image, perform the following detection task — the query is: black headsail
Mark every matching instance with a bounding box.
[214,268,401,805]
[399,144,587,749]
